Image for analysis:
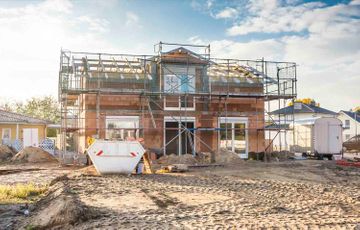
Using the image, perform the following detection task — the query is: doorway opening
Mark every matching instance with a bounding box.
[164,117,195,155]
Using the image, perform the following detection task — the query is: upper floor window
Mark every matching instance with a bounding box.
[344,119,350,128]
[164,74,195,93]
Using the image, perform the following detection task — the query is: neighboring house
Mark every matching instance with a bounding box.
[270,102,337,122]
[269,102,337,151]
[0,109,50,148]
[59,44,297,159]
[338,110,360,141]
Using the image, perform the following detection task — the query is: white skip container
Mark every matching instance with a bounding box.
[87,140,145,174]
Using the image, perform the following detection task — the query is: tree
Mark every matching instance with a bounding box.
[288,98,320,107]
[0,96,60,123]
[1,96,60,137]
[353,106,360,114]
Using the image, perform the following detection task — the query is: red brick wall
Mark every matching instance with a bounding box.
[79,94,265,153]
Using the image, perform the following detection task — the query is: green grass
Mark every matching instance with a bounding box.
[0,183,48,204]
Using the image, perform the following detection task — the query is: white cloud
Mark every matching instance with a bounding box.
[125,11,141,28]
[192,35,359,110]
[350,0,360,5]
[77,16,109,33]
[227,1,329,35]
[189,36,284,60]
[39,0,73,13]
[199,0,360,110]
[0,0,114,102]
[214,7,238,19]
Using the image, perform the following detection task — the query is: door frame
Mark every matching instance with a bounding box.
[218,117,248,159]
[163,116,196,156]
[23,128,39,147]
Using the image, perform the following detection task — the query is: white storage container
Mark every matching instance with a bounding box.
[313,117,343,155]
[292,117,343,158]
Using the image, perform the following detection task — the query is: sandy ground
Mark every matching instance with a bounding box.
[1,160,360,229]
[0,162,80,185]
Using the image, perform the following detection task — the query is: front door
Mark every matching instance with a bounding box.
[23,128,39,147]
[328,123,342,154]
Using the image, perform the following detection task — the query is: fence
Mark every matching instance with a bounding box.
[1,138,56,155]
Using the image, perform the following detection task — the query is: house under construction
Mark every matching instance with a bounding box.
[58,42,297,160]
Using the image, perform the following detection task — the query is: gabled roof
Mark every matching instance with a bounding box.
[270,103,337,115]
[340,110,360,123]
[160,47,209,64]
[0,109,50,124]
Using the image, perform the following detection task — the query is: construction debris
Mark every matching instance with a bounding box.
[270,151,295,161]
[214,149,244,164]
[0,145,16,162]
[195,152,212,163]
[156,154,198,165]
[155,150,244,166]
[12,147,57,163]
[336,159,360,168]
[157,164,189,173]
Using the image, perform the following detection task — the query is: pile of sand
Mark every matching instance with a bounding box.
[0,145,15,162]
[157,154,199,165]
[196,152,212,164]
[214,148,244,164]
[12,147,57,163]
[19,177,95,229]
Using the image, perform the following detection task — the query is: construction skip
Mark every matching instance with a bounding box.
[87,140,145,174]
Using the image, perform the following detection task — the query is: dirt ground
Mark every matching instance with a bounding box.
[1,160,360,229]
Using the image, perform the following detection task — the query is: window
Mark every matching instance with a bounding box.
[219,117,248,158]
[345,134,351,140]
[344,120,350,128]
[2,128,11,141]
[164,74,196,110]
[220,123,232,152]
[164,95,195,111]
[105,116,139,140]
[164,74,195,93]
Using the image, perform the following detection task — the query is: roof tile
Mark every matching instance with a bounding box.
[0,109,50,124]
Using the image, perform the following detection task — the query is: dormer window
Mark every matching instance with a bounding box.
[164,74,195,93]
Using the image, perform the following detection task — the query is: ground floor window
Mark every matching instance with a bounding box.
[105,116,139,140]
[2,128,11,139]
[1,128,11,144]
[219,117,248,158]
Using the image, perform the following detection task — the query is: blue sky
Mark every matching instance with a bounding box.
[0,0,359,111]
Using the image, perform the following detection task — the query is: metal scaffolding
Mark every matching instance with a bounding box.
[58,42,297,160]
